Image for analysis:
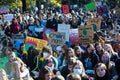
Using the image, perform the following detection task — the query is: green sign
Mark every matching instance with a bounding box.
[85,2,96,11]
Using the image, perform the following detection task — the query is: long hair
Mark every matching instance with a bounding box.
[39,66,54,80]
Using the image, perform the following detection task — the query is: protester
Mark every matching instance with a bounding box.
[38,66,54,80]
[94,63,111,80]
[100,51,118,80]
[0,69,9,80]
[51,75,65,80]
[39,46,58,69]
[66,73,81,80]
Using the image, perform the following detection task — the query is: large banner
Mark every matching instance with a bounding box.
[0,6,10,14]
[58,24,70,42]
[62,4,70,14]
[87,18,101,31]
[24,36,47,54]
[78,25,94,45]
[70,29,81,45]
[49,32,65,46]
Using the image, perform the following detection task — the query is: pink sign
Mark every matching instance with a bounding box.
[70,29,81,45]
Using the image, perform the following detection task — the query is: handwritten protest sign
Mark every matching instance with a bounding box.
[78,25,94,45]
[62,4,70,14]
[4,14,14,22]
[70,29,81,45]
[0,5,10,14]
[58,24,70,41]
[49,32,65,46]
[24,36,47,54]
[85,2,96,11]
[87,18,101,30]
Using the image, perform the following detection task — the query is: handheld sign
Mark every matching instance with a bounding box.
[78,25,94,45]
[0,5,10,14]
[58,24,70,42]
[49,32,65,46]
[70,29,81,45]
[24,36,48,54]
[87,18,101,30]
[62,4,70,14]
[85,2,96,11]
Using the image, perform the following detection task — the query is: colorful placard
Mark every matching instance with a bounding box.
[62,4,70,14]
[24,36,47,54]
[70,29,81,45]
[0,6,10,14]
[4,14,14,22]
[78,25,94,45]
[58,24,70,41]
[49,32,65,46]
[85,2,96,11]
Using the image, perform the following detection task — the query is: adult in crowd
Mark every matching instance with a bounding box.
[61,57,76,79]
[6,51,32,80]
[100,51,118,80]
[72,60,92,80]
[94,63,111,80]
[10,18,21,35]
[0,69,9,80]
[38,66,54,80]
[104,44,119,62]
[74,46,84,61]
[94,43,104,60]
[51,75,65,80]
[46,13,58,31]
[26,46,39,80]
[39,46,58,70]
[81,44,99,76]
[66,73,81,80]
[45,58,60,75]
[58,45,68,71]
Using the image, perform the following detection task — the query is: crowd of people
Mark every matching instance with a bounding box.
[0,1,120,80]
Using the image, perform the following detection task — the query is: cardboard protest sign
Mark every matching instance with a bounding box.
[87,18,101,30]
[43,28,55,41]
[24,36,47,54]
[78,25,94,45]
[70,29,81,45]
[85,2,96,11]
[62,4,70,14]
[0,5,10,14]
[58,24,70,42]
[4,14,14,22]
[49,32,65,46]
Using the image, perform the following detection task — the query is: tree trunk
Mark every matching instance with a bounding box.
[22,0,26,12]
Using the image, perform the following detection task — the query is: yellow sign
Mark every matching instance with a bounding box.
[24,36,48,54]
